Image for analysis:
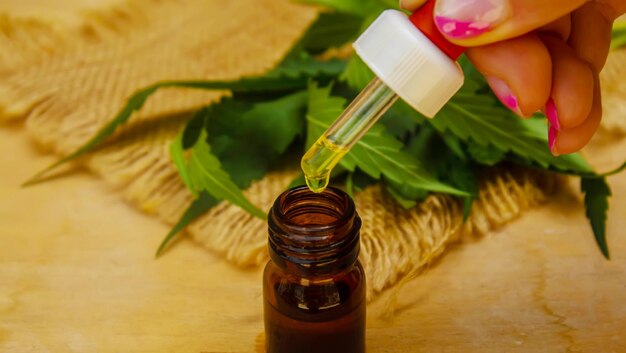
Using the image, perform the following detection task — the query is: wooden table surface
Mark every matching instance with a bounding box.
[1,124,625,353]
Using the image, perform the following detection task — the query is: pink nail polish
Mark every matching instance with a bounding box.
[548,124,559,156]
[545,98,560,131]
[434,17,491,39]
[434,0,511,39]
[486,76,524,116]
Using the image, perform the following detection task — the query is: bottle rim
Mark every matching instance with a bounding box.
[270,186,355,236]
[268,186,361,275]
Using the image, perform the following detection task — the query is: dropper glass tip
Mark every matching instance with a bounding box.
[300,78,397,193]
[304,175,328,194]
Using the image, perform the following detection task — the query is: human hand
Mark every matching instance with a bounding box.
[401,0,626,155]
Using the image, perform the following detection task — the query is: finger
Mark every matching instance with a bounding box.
[550,74,602,155]
[541,35,594,129]
[568,2,613,72]
[466,33,551,116]
[433,0,587,45]
[400,0,427,11]
[539,15,571,41]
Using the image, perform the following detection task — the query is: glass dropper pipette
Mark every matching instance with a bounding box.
[301,1,466,193]
[302,78,398,192]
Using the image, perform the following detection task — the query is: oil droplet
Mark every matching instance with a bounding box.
[304,173,329,194]
[301,136,348,193]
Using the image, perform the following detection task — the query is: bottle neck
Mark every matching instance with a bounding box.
[268,186,361,278]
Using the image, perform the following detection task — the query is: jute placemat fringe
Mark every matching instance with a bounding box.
[188,167,553,299]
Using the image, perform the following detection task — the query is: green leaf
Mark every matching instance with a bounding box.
[155,192,218,257]
[22,85,157,186]
[439,132,467,161]
[466,139,505,166]
[403,125,437,165]
[379,100,420,141]
[349,169,377,194]
[446,159,478,221]
[402,126,477,218]
[306,82,468,197]
[24,55,342,186]
[544,160,626,179]
[239,91,308,154]
[186,132,267,219]
[267,52,345,80]
[288,174,307,189]
[386,185,417,209]
[209,135,270,189]
[340,55,375,91]
[182,108,209,149]
[345,173,355,197]
[611,20,626,50]
[379,103,419,142]
[594,160,626,178]
[300,12,363,53]
[581,177,611,259]
[428,74,593,174]
[205,91,308,188]
[170,133,196,194]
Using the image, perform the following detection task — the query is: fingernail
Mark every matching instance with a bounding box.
[486,76,524,116]
[545,98,560,156]
[548,124,559,156]
[434,0,512,39]
[544,98,560,131]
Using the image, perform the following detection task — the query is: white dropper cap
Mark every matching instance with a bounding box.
[353,8,465,118]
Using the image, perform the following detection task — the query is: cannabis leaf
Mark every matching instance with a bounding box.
[208,92,308,187]
[447,159,477,221]
[467,139,505,166]
[430,79,593,174]
[161,91,308,253]
[156,192,218,257]
[439,132,468,161]
[234,92,307,154]
[171,131,197,194]
[23,56,340,186]
[379,102,420,142]
[340,55,375,91]
[189,138,266,219]
[306,82,468,197]
[299,12,363,53]
[402,125,477,217]
[171,129,266,219]
[611,20,626,50]
[386,186,417,209]
[340,55,420,140]
[581,177,611,259]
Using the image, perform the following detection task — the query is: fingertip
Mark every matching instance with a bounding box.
[485,76,526,117]
[551,114,601,155]
[550,75,602,155]
[467,34,552,116]
[542,36,595,129]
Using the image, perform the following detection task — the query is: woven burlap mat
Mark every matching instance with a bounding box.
[1,0,624,299]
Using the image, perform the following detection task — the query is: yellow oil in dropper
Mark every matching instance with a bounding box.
[302,77,399,193]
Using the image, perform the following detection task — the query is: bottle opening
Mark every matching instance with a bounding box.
[268,186,361,275]
[276,186,353,230]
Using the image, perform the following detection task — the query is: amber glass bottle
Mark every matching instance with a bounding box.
[263,186,366,353]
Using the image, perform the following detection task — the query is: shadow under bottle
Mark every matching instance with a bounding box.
[263,186,366,353]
